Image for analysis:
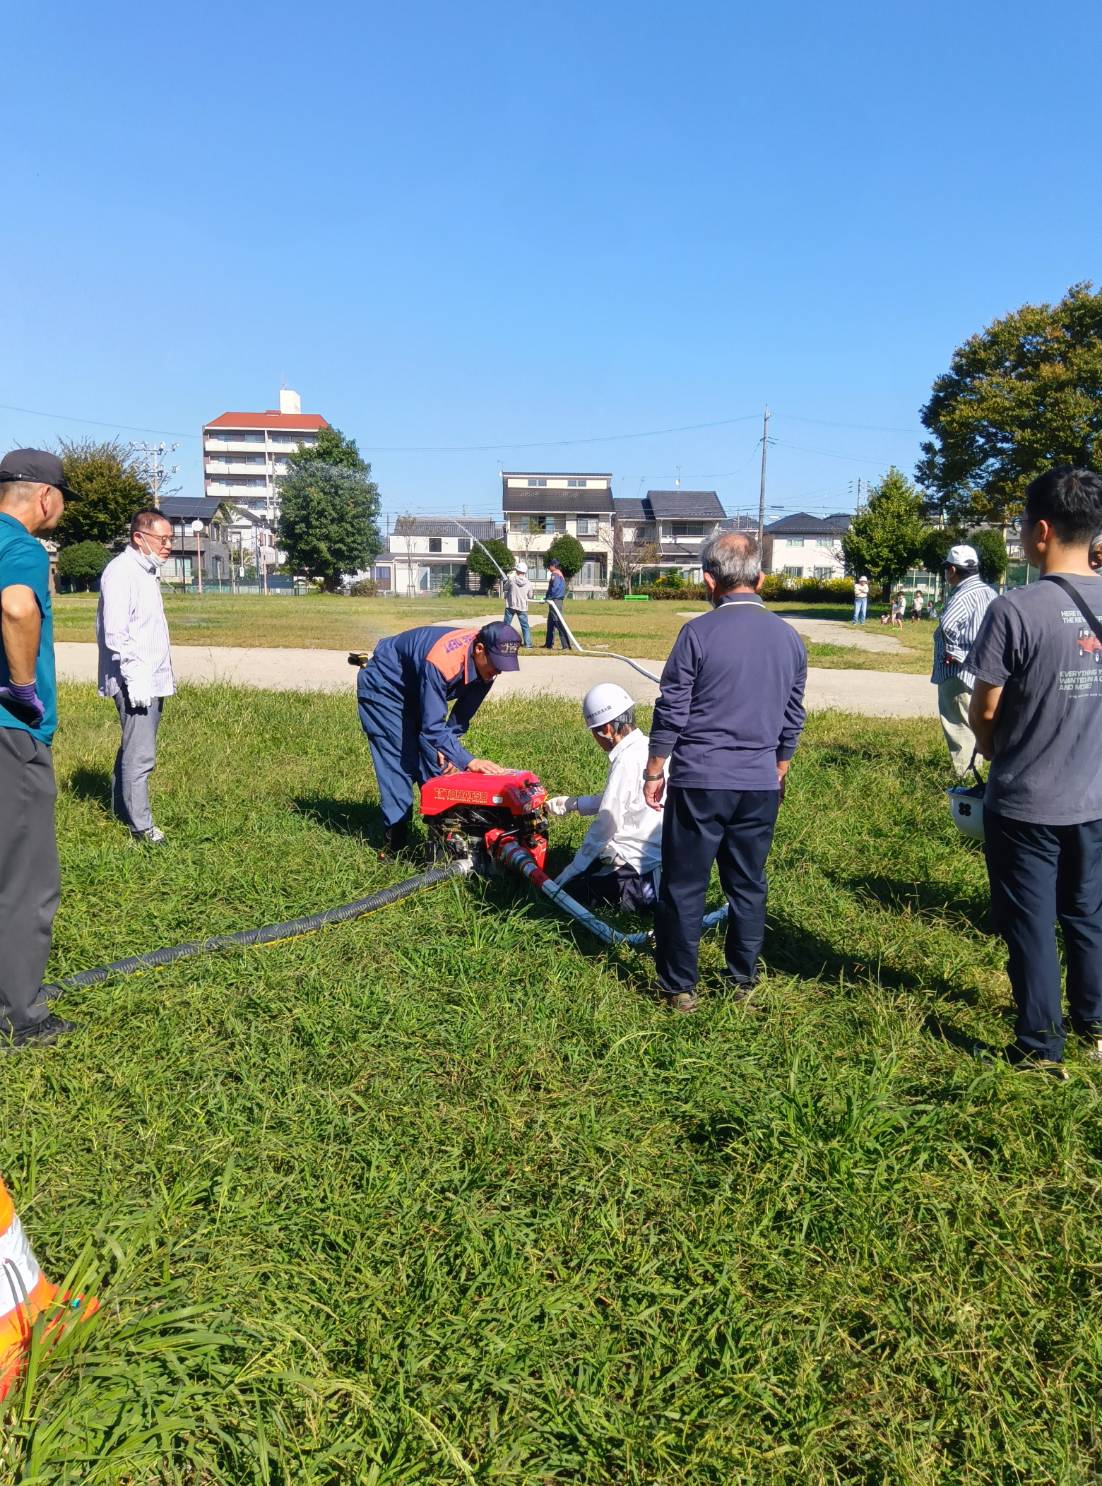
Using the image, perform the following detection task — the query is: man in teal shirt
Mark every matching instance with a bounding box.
[0,449,77,1048]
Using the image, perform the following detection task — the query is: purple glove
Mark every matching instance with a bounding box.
[0,682,45,726]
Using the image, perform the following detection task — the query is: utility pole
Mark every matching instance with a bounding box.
[129,441,180,507]
[756,407,771,546]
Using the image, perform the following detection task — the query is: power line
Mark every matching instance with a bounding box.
[366,413,761,453]
[775,412,923,436]
[0,401,199,439]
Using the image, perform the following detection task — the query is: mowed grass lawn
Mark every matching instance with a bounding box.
[53,591,937,673]
[3,687,1099,1483]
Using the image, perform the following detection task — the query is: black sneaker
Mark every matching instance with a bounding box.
[660,990,699,1014]
[5,1014,77,1052]
[978,1043,1069,1080]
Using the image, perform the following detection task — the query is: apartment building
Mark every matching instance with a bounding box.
[611,489,726,582]
[765,512,851,578]
[375,517,504,596]
[501,471,614,594]
[202,388,328,526]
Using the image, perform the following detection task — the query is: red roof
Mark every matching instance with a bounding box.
[204,411,329,431]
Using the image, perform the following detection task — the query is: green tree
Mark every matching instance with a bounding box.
[841,467,929,587]
[547,533,586,580]
[465,537,513,592]
[276,427,382,591]
[55,438,153,547]
[918,526,962,574]
[917,282,1102,529]
[56,540,110,591]
[967,528,1009,587]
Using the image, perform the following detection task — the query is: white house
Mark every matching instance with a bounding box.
[612,490,727,582]
[374,517,503,596]
[501,472,615,596]
[764,512,851,578]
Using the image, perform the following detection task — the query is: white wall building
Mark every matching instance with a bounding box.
[374,518,503,596]
[764,512,851,578]
[501,471,615,595]
[202,389,328,528]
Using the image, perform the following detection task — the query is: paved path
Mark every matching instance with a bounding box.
[55,642,936,718]
[677,610,907,654]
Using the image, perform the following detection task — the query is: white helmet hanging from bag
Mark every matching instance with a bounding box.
[582,682,636,731]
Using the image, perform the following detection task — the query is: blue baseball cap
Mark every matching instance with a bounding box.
[476,621,521,672]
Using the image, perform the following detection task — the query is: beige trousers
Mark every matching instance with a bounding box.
[938,676,977,778]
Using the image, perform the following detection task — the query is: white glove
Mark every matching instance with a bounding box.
[125,667,154,710]
[128,690,153,710]
[547,796,578,817]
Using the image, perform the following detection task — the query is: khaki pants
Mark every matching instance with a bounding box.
[938,676,977,778]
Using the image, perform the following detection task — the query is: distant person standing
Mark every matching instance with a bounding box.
[544,559,573,650]
[0,449,78,1049]
[890,587,906,628]
[967,467,1102,1074]
[645,532,806,1013]
[503,559,533,647]
[97,509,176,844]
[852,575,869,625]
[911,589,926,621]
[929,544,996,778]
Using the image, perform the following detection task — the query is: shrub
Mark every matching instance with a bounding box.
[56,540,110,591]
[347,578,379,598]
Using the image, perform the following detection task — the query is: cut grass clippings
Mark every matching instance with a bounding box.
[2,685,1100,1483]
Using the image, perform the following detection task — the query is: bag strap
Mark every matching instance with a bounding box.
[1041,575,1102,646]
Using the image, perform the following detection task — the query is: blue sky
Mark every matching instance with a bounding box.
[3,0,1098,524]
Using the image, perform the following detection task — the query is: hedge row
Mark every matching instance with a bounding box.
[616,575,870,603]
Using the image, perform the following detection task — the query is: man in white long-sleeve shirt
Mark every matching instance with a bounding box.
[547,683,663,911]
[96,508,175,843]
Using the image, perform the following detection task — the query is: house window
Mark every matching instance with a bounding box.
[813,566,834,579]
[785,537,805,547]
[578,558,606,588]
[429,537,442,553]
[576,517,598,536]
[527,478,547,488]
[783,565,804,578]
[672,522,706,539]
[567,479,588,488]
[458,538,470,554]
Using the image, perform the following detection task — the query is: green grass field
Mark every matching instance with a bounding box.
[52,592,937,673]
[3,686,1099,1483]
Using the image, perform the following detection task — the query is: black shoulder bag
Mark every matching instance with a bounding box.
[1041,574,1102,647]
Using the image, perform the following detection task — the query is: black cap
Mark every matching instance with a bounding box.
[0,448,80,500]
[476,621,521,673]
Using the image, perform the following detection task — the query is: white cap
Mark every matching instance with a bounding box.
[514,559,527,572]
[946,543,980,570]
[582,682,635,731]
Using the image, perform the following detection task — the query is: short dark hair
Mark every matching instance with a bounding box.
[1024,466,1102,545]
[130,508,169,539]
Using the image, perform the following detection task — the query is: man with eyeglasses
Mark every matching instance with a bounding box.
[97,508,176,844]
[0,448,79,1048]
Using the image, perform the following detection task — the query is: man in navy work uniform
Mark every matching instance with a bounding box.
[543,559,572,650]
[644,531,807,1013]
[358,620,519,850]
[967,466,1102,1075]
[0,449,79,1049]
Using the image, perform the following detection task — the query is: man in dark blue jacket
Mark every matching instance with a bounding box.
[543,559,573,650]
[358,620,519,850]
[644,532,807,1012]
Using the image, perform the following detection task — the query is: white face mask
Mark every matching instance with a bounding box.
[138,536,168,569]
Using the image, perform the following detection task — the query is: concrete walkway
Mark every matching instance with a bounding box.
[55,642,936,719]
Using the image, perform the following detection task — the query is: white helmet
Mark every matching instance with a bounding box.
[582,682,635,731]
[947,783,985,842]
[515,560,527,573]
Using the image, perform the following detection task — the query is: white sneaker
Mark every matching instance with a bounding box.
[133,826,167,846]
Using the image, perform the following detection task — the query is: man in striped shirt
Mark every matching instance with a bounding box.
[97,509,176,844]
[930,543,996,777]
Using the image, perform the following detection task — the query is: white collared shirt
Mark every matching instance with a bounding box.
[557,728,664,885]
[96,543,175,699]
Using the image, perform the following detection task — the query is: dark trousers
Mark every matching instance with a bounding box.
[567,861,658,913]
[0,728,60,1034]
[984,810,1102,1060]
[544,602,572,650]
[358,695,425,829]
[654,786,779,994]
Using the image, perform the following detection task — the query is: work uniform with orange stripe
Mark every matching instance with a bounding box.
[357,625,495,833]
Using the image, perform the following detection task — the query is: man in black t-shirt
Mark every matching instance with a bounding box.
[967,467,1102,1074]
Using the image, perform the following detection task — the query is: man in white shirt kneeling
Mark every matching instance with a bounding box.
[547,683,663,911]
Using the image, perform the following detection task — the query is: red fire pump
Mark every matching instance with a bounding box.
[419,770,549,872]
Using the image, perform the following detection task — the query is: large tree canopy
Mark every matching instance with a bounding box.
[276,427,382,591]
[841,467,928,588]
[55,438,153,547]
[917,282,1102,527]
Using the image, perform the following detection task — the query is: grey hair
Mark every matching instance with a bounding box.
[0,480,41,509]
[701,531,762,590]
[609,707,636,736]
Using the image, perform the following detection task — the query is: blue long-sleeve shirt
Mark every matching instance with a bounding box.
[357,625,493,771]
[546,572,566,601]
[649,593,807,789]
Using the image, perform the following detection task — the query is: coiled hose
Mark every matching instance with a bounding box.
[44,862,467,999]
